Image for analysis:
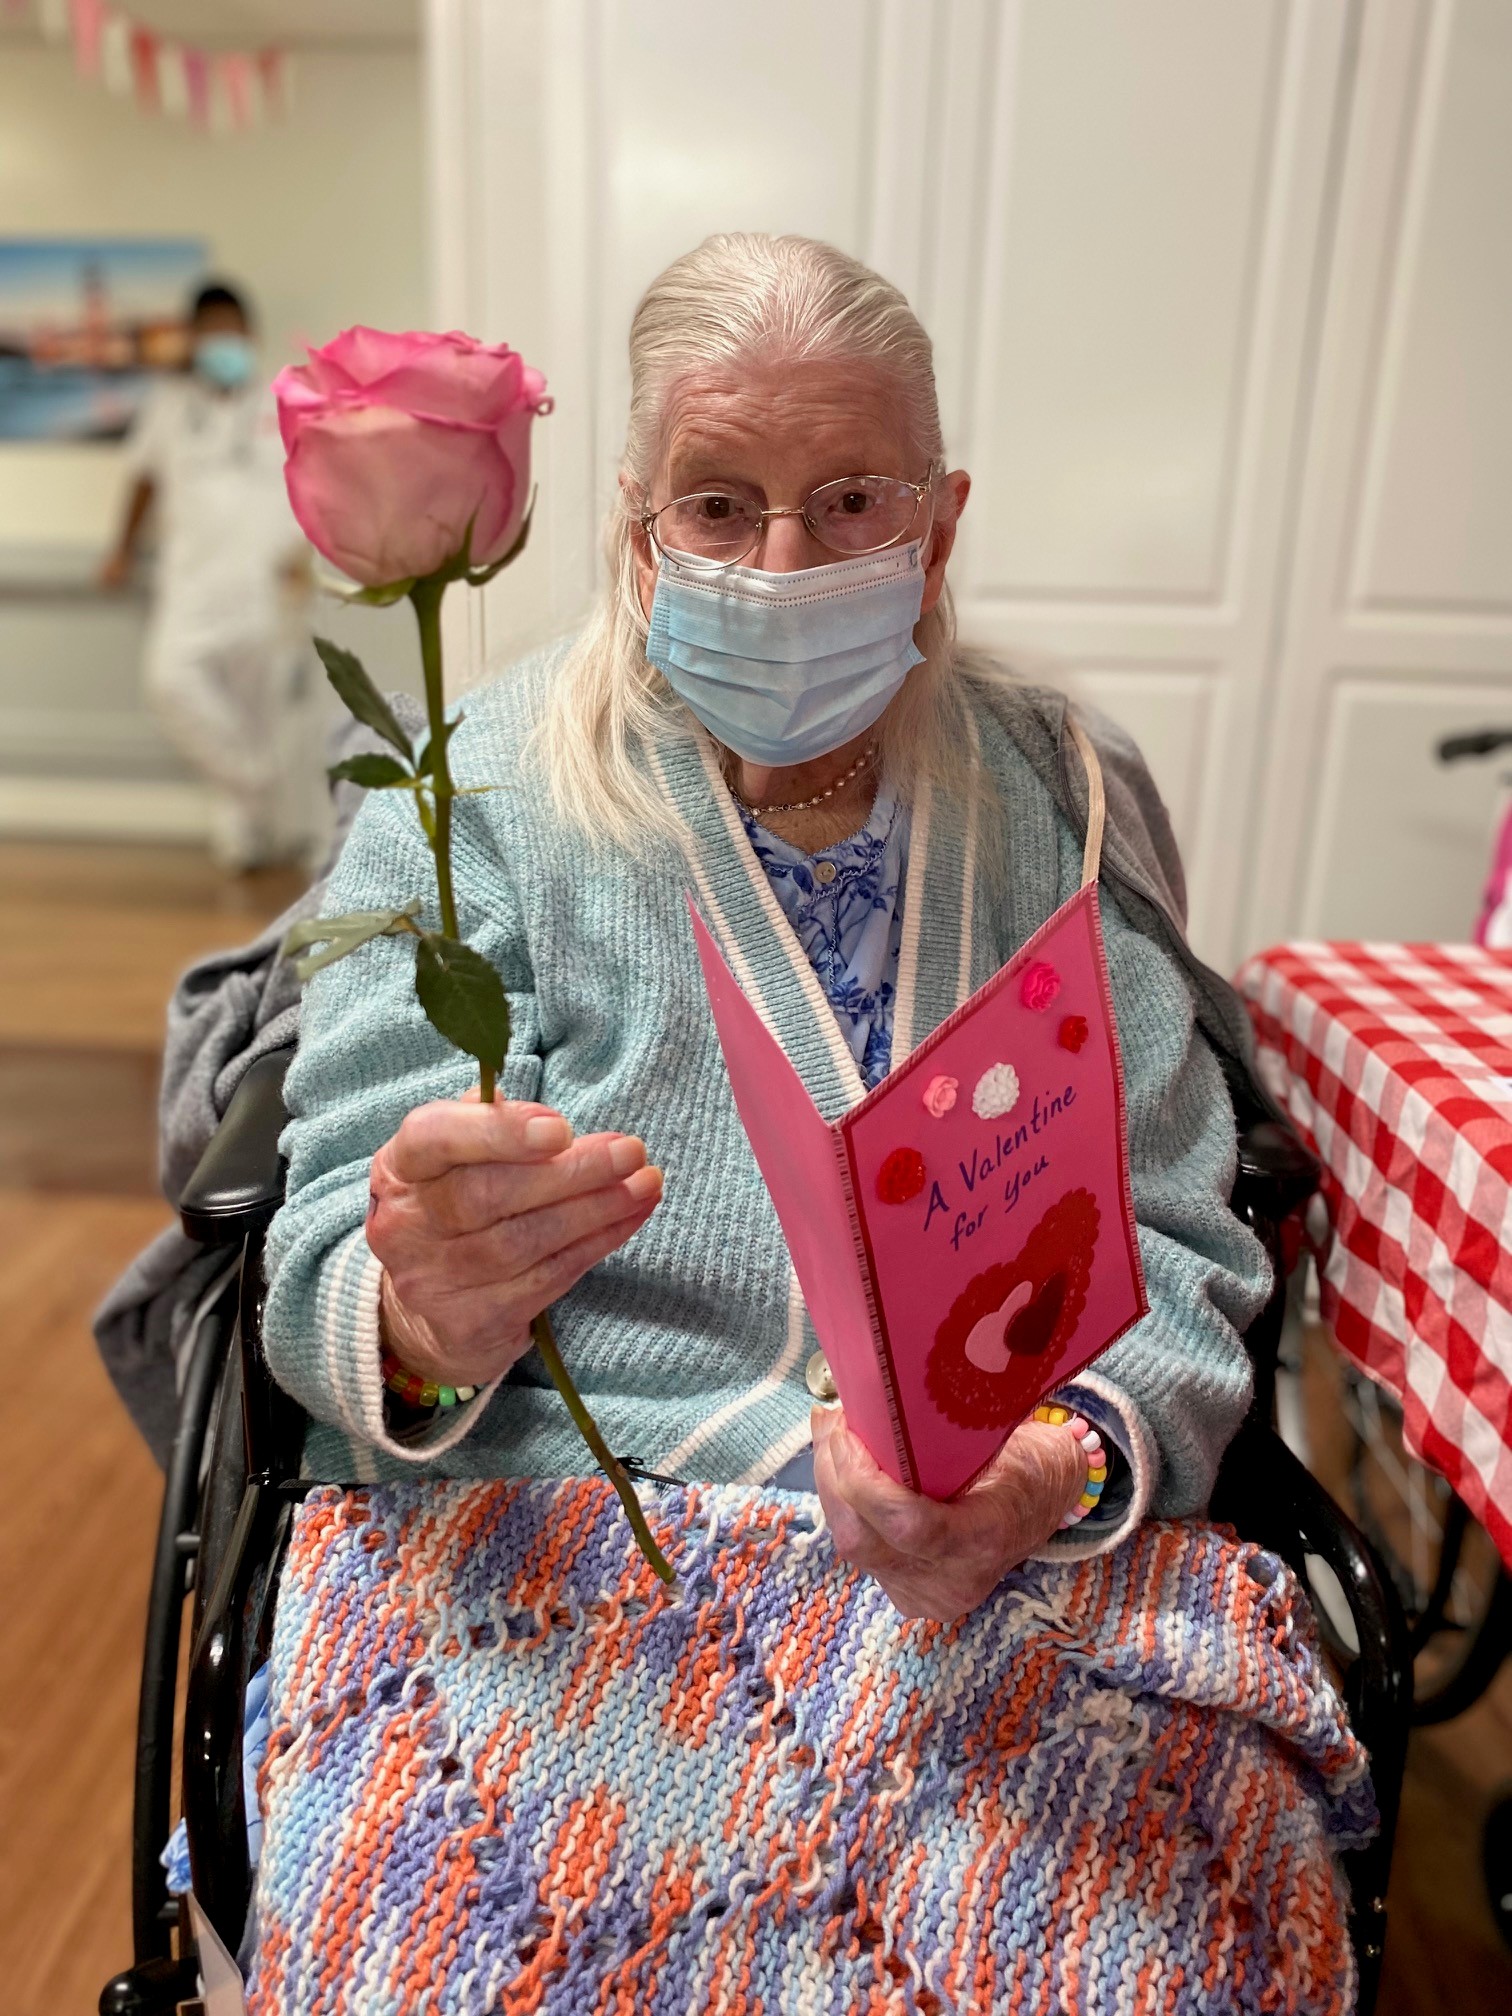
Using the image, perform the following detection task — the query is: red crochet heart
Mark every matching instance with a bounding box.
[925,1188,1100,1429]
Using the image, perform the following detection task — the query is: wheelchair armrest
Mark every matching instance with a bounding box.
[178,1049,293,1246]
[1233,1118,1320,1226]
[184,1476,293,1958]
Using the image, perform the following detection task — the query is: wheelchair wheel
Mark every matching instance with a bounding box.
[1285,1323,1511,1723]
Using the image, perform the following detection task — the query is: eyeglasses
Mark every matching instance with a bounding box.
[639,467,937,571]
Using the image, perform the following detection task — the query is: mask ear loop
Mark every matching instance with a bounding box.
[915,463,940,567]
[1065,712,1106,892]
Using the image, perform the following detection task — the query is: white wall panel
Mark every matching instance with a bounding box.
[960,0,1283,602]
[1349,0,1512,614]
[946,0,1353,969]
[435,0,1512,972]
[1248,0,1512,953]
[1302,675,1512,941]
[1060,665,1214,865]
[592,5,881,525]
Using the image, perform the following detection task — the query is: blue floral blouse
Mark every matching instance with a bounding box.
[739,789,909,1090]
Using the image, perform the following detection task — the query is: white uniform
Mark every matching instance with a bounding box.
[124,375,314,865]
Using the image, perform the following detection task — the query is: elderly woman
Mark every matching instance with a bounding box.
[250,236,1371,2015]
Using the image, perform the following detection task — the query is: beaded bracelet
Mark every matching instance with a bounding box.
[380,1349,477,1413]
[1031,1401,1109,1528]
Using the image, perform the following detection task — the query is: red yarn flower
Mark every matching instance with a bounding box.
[1058,1014,1089,1053]
[876,1146,927,1205]
[925,1188,1100,1429]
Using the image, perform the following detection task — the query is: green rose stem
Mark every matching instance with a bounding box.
[405,575,675,1585]
[408,574,473,1070]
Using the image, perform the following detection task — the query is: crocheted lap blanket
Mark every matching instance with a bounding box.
[248,1480,1376,2016]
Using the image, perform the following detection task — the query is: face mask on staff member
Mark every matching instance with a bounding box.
[193,332,257,392]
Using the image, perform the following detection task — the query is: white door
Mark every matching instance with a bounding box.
[427,0,1509,970]
[1246,0,1512,952]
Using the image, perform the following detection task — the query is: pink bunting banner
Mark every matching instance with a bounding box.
[16,0,291,130]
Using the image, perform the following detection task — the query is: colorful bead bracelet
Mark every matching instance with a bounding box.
[380,1349,477,1413]
[1031,1401,1109,1528]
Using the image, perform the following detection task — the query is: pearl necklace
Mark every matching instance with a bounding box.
[731,743,877,816]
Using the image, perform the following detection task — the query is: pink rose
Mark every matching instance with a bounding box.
[922,1074,958,1118]
[273,327,551,588]
[1020,961,1061,1012]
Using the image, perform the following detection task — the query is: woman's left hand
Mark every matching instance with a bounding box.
[811,1406,1088,1621]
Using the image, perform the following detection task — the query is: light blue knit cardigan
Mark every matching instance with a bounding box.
[263,647,1270,1556]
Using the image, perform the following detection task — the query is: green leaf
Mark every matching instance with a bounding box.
[327,753,415,790]
[350,577,417,607]
[414,933,510,1075]
[314,637,414,759]
[416,714,462,778]
[281,901,422,980]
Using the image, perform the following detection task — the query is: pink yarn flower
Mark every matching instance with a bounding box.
[1020,961,1061,1012]
[922,1074,958,1118]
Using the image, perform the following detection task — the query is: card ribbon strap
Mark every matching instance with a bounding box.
[1065,712,1106,892]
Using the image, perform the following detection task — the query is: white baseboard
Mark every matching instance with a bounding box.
[0,775,214,841]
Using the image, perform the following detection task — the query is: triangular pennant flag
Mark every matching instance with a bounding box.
[221,50,255,130]
[183,44,210,126]
[256,45,288,121]
[100,7,132,96]
[68,0,103,75]
[157,38,188,120]
[129,22,158,110]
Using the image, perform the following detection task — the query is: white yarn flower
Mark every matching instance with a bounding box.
[972,1062,1020,1120]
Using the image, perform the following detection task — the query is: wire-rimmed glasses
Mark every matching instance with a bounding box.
[640,467,937,572]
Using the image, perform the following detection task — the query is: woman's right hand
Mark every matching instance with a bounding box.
[366,1095,663,1390]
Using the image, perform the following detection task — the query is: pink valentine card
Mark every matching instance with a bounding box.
[690,885,1148,1499]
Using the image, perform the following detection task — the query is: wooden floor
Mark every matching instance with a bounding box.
[0,837,1508,2013]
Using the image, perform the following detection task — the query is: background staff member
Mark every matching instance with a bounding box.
[101,280,315,871]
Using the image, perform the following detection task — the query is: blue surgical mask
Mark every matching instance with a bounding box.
[646,541,927,767]
[193,333,256,390]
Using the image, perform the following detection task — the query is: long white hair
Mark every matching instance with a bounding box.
[533,232,979,850]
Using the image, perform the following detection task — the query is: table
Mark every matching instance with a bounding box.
[1234,941,1512,1572]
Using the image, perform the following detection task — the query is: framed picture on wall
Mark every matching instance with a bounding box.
[0,238,208,443]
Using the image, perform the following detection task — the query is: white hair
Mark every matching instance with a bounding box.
[533,232,980,851]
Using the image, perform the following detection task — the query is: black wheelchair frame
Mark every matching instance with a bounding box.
[101,1050,1411,2015]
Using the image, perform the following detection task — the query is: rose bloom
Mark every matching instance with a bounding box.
[273,327,551,588]
[1020,961,1062,1012]
[922,1074,958,1117]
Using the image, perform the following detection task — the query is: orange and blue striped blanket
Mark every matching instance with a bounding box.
[249,1480,1374,2014]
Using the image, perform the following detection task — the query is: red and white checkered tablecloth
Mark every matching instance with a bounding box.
[1234,942,1512,1567]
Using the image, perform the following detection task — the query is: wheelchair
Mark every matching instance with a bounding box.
[100,1049,1412,2016]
